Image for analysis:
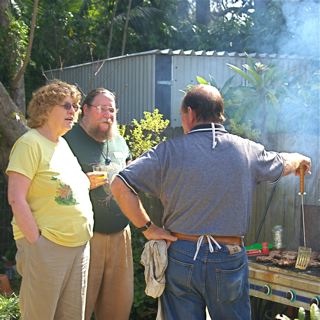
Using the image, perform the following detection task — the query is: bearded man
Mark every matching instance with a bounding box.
[64,88,133,320]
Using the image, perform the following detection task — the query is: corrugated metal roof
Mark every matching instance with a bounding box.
[46,49,317,73]
[158,49,317,60]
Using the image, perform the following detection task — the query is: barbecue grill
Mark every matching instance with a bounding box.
[249,258,320,310]
[248,202,320,310]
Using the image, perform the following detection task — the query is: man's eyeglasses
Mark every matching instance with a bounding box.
[89,105,117,114]
[58,102,80,112]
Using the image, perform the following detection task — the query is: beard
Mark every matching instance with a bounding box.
[87,120,118,142]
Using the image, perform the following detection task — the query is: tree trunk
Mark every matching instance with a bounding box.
[11,0,39,114]
[196,0,210,25]
[177,0,189,20]
[106,0,119,58]
[11,75,26,114]
[0,81,28,171]
[0,0,9,27]
[121,0,132,56]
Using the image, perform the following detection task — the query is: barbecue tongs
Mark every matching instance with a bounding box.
[295,165,312,270]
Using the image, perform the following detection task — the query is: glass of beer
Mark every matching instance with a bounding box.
[92,163,121,192]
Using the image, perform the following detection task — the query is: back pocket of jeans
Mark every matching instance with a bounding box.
[216,262,247,303]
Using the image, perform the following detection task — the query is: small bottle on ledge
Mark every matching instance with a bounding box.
[272,225,284,250]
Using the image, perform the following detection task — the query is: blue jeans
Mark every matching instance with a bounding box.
[161,239,251,320]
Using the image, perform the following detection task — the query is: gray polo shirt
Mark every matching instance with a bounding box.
[118,123,283,236]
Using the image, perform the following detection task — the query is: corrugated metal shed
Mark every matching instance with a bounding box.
[44,49,316,127]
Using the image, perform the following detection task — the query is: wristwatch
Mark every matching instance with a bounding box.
[136,220,152,232]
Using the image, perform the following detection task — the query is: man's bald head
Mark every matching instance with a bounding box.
[181,84,225,124]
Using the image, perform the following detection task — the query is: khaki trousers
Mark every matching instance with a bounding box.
[85,225,133,320]
[16,236,90,320]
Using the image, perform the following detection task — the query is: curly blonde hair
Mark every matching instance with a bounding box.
[27,80,82,128]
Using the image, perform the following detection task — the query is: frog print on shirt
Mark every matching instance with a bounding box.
[51,176,78,205]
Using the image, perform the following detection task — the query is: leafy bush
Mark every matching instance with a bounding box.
[120,109,170,159]
[275,303,320,320]
[0,294,20,320]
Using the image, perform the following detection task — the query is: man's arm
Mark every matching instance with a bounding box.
[110,176,177,242]
[280,152,312,176]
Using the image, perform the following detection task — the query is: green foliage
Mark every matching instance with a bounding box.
[275,303,320,320]
[311,303,320,320]
[0,294,20,320]
[245,0,287,54]
[225,57,320,139]
[298,307,307,320]
[195,55,320,143]
[161,0,255,52]
[228,119,260,141]
[6,19,29,71]
[122,109,170,159]
[0,11,28,88]
[225,56,288,139]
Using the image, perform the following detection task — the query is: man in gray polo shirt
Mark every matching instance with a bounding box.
[110,84,311,320]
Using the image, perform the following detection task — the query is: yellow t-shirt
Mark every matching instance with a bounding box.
[6,129,93,247]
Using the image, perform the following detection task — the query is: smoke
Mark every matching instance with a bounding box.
[275,0,319,139]
[279,0,320,57]
[275,0,320,200]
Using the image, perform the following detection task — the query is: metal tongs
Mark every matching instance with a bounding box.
[295,165,312,270]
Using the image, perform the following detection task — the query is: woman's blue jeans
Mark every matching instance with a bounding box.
[160,239,251,320]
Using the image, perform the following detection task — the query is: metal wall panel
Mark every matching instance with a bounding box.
[170,55,245,127]
[94,55,156,124]
[45,54,156,125]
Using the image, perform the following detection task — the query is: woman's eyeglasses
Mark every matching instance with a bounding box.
[58,102,80,112]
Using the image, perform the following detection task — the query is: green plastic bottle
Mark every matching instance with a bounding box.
[245,242,273,251]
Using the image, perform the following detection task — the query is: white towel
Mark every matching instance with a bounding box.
[140,240,168,298]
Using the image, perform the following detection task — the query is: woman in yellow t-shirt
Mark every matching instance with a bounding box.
[6,80,95,320]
